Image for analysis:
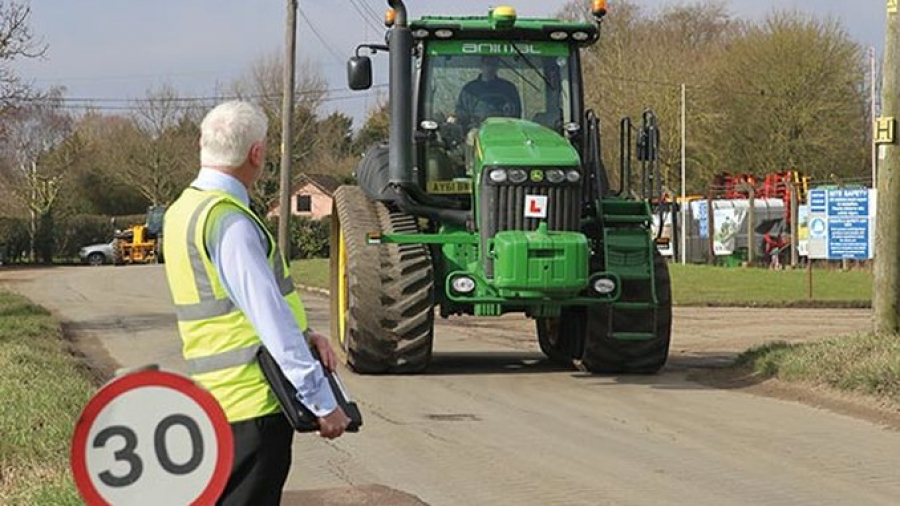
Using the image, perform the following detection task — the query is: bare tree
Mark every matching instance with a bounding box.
[0,1,46,109]
[100,84,198,206]
[0,88,80,260]
[230,52,327,212]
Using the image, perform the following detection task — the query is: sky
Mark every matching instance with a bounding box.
[10,0,888,125]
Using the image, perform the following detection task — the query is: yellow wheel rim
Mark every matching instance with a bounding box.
[337,225,348,347]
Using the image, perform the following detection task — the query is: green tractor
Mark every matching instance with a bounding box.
[330,0,671,374]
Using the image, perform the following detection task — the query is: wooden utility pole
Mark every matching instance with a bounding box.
[278,0,298,255]
[875,2,900,334]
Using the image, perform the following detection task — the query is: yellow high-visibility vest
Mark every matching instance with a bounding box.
[163,187,308,422]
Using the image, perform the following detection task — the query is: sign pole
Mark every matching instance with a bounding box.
[681,83,687,265]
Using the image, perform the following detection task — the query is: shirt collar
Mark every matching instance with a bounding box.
[192,168,250,206]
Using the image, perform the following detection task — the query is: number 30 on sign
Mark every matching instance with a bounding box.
[71,369,233,506]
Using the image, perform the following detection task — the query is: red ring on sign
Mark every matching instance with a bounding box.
[71,370,234,506]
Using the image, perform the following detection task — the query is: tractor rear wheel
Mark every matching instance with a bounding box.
[580,252,672,374]
[535,312,583,367]
[330,186,435,373]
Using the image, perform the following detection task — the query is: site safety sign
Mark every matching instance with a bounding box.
[805,188,876,260]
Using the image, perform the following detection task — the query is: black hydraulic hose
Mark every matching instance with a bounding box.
[390,185,472,228]
[619,117,632,196]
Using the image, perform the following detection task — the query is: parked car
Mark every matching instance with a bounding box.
[79,241,115,266]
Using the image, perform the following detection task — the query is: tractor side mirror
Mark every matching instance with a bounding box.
[347,56,373,91]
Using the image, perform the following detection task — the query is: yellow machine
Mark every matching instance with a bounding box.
[113,206,165,265]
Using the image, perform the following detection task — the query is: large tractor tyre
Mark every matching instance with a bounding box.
[536,312,584,367]
[330,186,435,374]
[580,252,672,374]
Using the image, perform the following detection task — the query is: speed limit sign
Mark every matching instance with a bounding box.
[71,369,233,505]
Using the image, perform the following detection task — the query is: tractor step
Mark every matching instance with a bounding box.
[610,332,657,341]
[612,302,656,310]
[604,215,650,225]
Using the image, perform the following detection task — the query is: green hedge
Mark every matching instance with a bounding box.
[266,216,331,260]
[0,218,29,263]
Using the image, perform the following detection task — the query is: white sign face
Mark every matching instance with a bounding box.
[72,371,232,506]
[524,195,549,219]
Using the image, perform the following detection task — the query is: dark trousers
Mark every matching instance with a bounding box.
[217,413,293,506]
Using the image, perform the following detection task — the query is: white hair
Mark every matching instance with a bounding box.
[200,101,268,168]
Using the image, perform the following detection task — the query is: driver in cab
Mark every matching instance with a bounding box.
[454,56,522,131]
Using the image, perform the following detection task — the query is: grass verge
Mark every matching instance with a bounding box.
[291,258,330,291]
[736,334,900,403]
[292,259,873,306]
[0,291,95,505]
[669,264,871,306]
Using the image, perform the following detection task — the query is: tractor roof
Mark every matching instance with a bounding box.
[410,11,599,46]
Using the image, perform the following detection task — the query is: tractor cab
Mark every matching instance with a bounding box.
[417,37,580,191]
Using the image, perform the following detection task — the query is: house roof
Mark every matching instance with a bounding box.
[295,174,341,196]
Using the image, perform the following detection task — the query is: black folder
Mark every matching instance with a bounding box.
[257,346,362,433]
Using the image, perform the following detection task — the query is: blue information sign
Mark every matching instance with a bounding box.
[824,189,873,260]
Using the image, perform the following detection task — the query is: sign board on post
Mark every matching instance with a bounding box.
[804,188,876,261]
[71,369,233,506]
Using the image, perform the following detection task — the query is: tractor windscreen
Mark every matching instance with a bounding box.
[422,41,573,132]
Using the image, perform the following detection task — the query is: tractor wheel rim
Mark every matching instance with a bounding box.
[337,225,348,349]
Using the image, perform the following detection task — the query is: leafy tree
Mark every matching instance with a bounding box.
[706,12,867,182]
[353,102,389,154]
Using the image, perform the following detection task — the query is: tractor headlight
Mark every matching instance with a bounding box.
[435,29,454,38]
[546,169,566,184]
[489,169,508,183]
[592,277,616,295]
[572,31,590,41]
[508,168,528,184]
[550,31,569,41]
[566,169,581,183]
[413,29,430,38]
[450,275,477,294]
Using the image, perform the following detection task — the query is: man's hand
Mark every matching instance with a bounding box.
[317,406,351,439]
[307,330,338,371]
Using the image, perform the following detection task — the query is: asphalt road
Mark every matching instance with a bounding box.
[2,265,898,506]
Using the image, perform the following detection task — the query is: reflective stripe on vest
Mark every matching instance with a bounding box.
[164,187,308,422]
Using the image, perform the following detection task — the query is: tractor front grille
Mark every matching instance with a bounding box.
[479,177,582,277]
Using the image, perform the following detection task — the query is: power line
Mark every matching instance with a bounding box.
[298,8,346,64]
[44,91,385,112]
[19,84,387,105]
[346,0,384,33]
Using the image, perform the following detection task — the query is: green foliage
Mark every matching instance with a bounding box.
[54,214,116,257]
[567,0,868,193]
[353,102,390,155]
[0,218,29,262]
[738,334,900,401]
[266,216,331,260]
[0,292,95,504]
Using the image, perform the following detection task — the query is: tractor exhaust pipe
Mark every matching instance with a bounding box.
[387,0,414,187]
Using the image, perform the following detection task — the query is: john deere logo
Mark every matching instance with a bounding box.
[530,170,544,183]
[462,43,542,55]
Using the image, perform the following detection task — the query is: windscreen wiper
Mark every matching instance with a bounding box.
[511,42,556,91]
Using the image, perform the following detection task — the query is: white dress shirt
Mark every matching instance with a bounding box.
[191,168,337,417]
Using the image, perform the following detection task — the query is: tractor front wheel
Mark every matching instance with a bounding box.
[580,252,672,374]
[329,186,435,373]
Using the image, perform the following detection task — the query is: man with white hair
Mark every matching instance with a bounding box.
[163,101,350,505]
